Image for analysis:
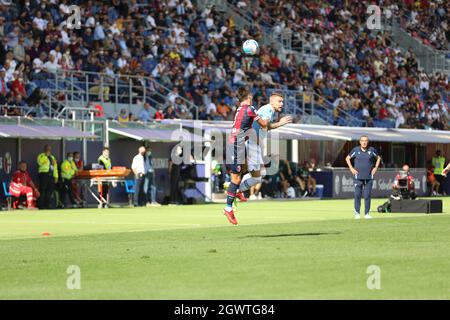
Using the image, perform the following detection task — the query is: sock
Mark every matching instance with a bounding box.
[239,173,252,192]
[226,182,239,209]
[239,175,262,192]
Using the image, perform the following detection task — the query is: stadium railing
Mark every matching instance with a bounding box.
[392,16,450,75]
[34,70,200,120]
[267,89,367,127]
[198,0,320,65]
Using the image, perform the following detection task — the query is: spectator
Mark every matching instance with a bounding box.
[0,68,9,103]
[11,72,27,99]
[116,108,130,123]
[139,102,153,123]
[154,107,165,121]
[13,36,26,62]
[216,99,232,120]
[279,160,298,197]
[295,164,309,197]
[32,52,47,80]
[206,98,221,120]
[164,105,178,119]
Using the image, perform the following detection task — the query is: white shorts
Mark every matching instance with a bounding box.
[246,141,264,172]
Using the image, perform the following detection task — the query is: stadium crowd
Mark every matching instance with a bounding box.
[0,0,448,130]
[252,0,449,129]
[397,0,449,51]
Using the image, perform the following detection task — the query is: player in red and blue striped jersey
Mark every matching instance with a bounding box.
[223,87,269,225]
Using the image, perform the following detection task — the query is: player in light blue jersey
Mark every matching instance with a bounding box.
[239,92,292,199]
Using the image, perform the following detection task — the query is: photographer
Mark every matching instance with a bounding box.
[391,165,417,200]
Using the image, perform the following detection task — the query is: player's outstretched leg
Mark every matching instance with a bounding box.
[239,172,262,198]
[235,190,248,202]
[224,182,239,225]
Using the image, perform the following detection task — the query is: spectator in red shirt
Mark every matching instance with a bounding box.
[9,161,40,209]
[154,107,165,121]
[11,72,27,98]
[378,104,389,120]
[93,103,105,118]
[270,54,281,70]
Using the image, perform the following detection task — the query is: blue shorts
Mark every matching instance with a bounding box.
[226,140,247,174]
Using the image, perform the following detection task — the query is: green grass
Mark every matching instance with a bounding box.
[0,198,449,299]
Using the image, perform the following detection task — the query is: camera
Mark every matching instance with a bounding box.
[391,170,416,200]
[378,169,417,213]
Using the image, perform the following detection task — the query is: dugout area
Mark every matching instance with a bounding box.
[2,118,450,206]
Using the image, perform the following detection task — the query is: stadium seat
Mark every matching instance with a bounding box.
[2,182,13,210]
[124,180,135,206]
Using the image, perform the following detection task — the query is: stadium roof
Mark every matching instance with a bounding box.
[108,127,205,142]
[0,124,96,139]
[293,125,450,144]
[161,120,450,144]
[163,120,338,141]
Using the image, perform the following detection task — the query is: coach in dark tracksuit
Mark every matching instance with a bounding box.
[346,135,381,219]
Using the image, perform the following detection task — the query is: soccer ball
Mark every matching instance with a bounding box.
[242,39,259,55]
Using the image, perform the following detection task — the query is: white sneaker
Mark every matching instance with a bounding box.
[354,213,361,219]
[151,202,161,207]
[249,194,257,201]
[364,214,373,219]
[257,193,262,200]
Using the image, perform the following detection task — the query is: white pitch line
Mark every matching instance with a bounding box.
[0,220,202,226]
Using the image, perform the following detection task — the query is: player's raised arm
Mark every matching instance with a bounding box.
[256,117,270,129]
[269,115,293,130]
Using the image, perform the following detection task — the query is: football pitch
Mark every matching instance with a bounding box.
[0,198,449,300]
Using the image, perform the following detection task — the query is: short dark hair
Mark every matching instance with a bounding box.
[236,87,251,102]
[270,92,283,98]
[102,146,109,151]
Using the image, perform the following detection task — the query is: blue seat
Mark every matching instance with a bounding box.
[124,180,135,206]
[40,80,51,89]
[125,180,135,193]
[2,182,12,210]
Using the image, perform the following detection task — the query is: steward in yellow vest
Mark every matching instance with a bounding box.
[432,150,445,175]
[36,145,58,209]
[98,147,112,207]
[60,152,77,207]
[37,151,58,179]
[61,155,76,180]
